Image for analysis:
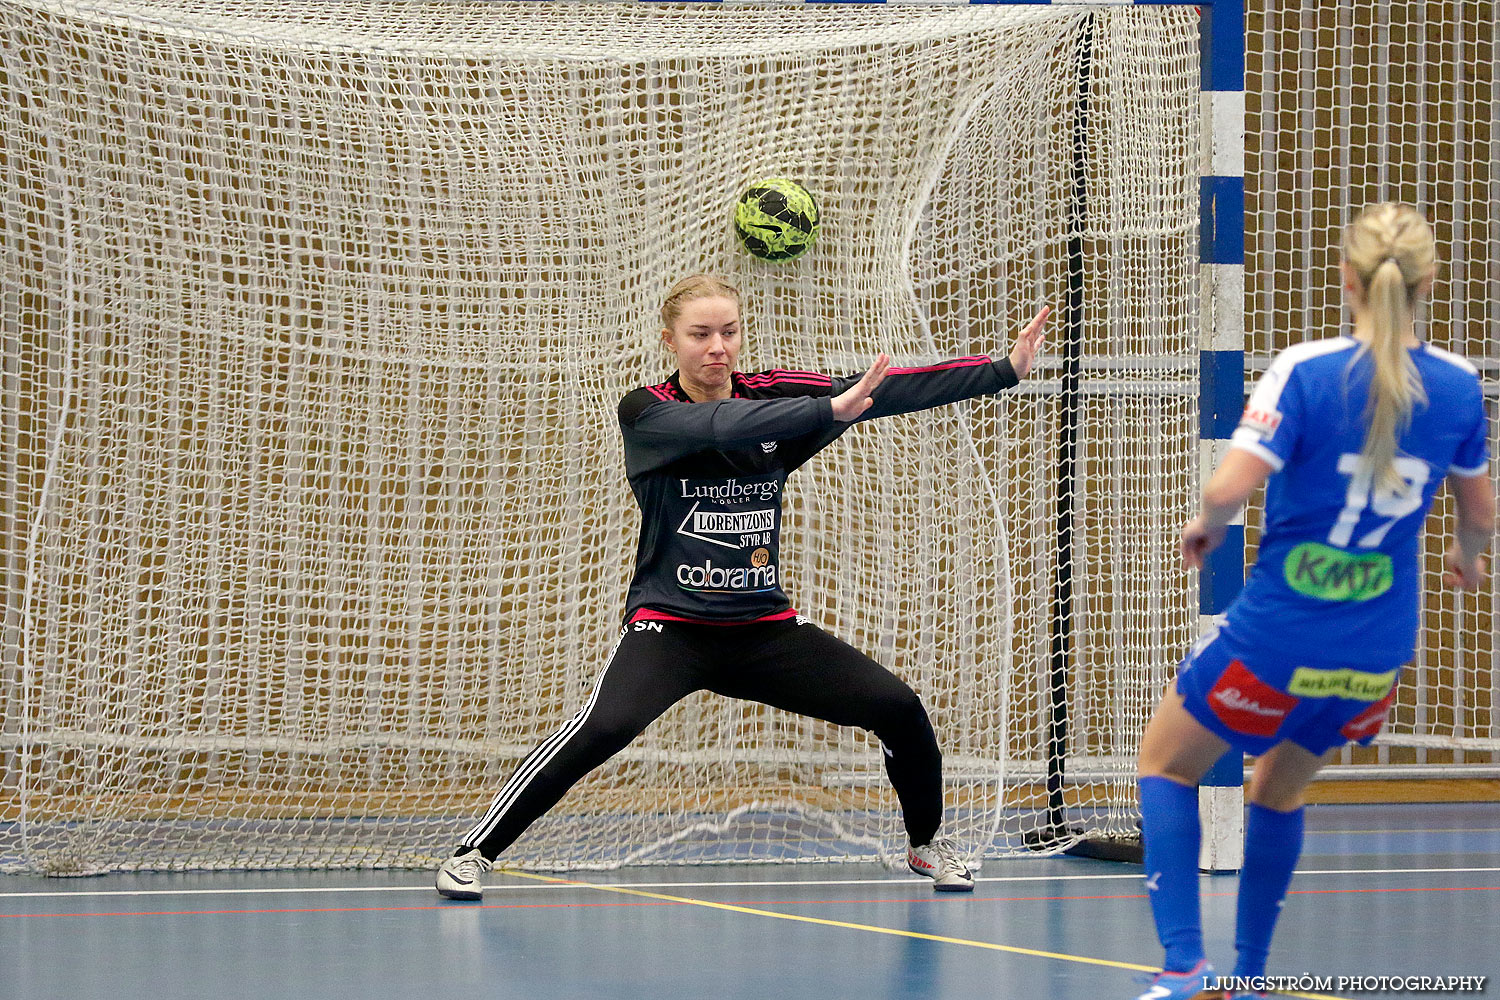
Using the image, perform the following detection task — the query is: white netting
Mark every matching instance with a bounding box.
[0,0,1199,874]
[1246,0,1499,771]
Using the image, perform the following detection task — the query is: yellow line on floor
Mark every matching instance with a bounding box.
[500,870,1350,1000]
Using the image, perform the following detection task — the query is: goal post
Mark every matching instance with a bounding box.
[2,0,1209,874]
[1193,0,1248,874]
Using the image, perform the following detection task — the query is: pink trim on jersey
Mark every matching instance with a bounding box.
[886,356,993,375]
[645,382,677,401]
[627,607,800,626]
[737,369,832,387]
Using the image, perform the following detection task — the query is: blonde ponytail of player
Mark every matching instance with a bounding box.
[1341,203,1435,492]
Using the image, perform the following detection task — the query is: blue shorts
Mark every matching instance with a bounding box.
[1175,628,1399,756]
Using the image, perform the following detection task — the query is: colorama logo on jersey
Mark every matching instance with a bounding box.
[1207,660,1299,737]
[675,558,778,593]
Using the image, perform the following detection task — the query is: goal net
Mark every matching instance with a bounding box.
[0,1,1200,873]
[1245,1,1499,780]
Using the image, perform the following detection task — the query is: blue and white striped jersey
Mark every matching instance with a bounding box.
[1225,336,1490,672]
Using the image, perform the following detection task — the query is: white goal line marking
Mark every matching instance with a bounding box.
[1,866,1495,901]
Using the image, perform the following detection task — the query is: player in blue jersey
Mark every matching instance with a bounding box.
[1131,203,1495,1000]
[434,273,1050,900]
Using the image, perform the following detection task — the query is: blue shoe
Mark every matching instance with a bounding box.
[1134,960,1223,1000]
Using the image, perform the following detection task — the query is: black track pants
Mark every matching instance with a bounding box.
[459,617,943,859]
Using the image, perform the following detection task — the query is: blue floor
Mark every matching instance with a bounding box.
[2,804,1495,1000]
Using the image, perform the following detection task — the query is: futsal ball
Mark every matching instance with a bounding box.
[733,178,819,261]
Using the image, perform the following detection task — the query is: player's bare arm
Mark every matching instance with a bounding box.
[1180,448,1273,569]
[1444,470,1496,590]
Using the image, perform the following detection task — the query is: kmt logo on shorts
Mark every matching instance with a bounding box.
[1207,660,1299,737]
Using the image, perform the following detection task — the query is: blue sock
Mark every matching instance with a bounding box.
[1232,801,1305,979]
[1139,775,1205,973]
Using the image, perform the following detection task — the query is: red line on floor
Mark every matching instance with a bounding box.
[3,884,1495,919]
[0,900,677,919]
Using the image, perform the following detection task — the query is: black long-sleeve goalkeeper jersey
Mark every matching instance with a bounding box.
[615,355,1020,624]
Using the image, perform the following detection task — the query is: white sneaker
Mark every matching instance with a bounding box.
[907,836,975,892]
[435,848,492,900]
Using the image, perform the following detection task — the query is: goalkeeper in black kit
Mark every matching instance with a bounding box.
[435,273,1049,899]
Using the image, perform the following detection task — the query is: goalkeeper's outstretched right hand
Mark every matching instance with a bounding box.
[832,353,891,422]
[1007,305,1051,379]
